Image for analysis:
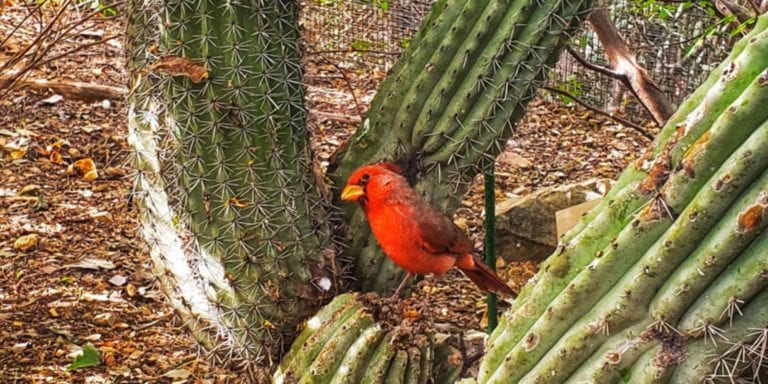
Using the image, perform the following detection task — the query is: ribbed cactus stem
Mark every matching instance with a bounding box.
[664,288,768,382]
[478,17,768,383]
[679,228,768,332]
[508,116,768,384]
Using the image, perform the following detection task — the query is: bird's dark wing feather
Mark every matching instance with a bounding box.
[414,203,474,256]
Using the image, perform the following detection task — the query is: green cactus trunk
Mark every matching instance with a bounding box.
[478,17,768,383]
[330,0,594,294]
[127,0,335,377]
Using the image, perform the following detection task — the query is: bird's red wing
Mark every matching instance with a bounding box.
[414,204,474,256]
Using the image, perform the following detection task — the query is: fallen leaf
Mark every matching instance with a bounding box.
[103,352,116,367]
[66,343,101,371]
[63,258,115,270]
[17,184,41,197]
[125,283,137,297]
[49,148,63,164]
[39,94,63,105]
[67,158,98,181]
[163,368,192,380]
[230,196,249,208]
[12,342,29,353]
[13,234,39,251]
[151,56,208,83]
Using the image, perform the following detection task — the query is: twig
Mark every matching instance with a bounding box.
[543,86,654,140]
[308,49,400,56]
[566,45,618,78]
[312,55,364,123]
[0,0,49,49]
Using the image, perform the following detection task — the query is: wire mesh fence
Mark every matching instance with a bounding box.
[300,0,734,122]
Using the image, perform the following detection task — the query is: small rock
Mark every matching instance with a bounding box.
[109,274,127,287]
[13,234,39,252]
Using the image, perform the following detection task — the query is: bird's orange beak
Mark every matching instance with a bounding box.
[341,185,364,201]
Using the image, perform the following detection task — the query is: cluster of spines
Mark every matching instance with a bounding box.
[329,0,596,294]
[477,16,768,383]
[127,0,337,375]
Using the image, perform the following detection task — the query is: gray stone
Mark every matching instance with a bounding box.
[495,179,613,262]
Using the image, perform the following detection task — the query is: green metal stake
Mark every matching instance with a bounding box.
[484,166,498,333]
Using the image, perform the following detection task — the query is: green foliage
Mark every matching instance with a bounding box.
[67,343,101,371]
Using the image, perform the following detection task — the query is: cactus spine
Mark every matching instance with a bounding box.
[127,0,335,376]
[478,17,768,383]
[330,0,595,294]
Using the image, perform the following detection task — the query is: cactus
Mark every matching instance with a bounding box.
[127,0,336,377]
[273,293,443,384]
[329,0,595,294]
[478,18,768,383]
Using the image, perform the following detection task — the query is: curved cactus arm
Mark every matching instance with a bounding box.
[679,228,768,333]
[650,169,768,324]
[508,118,768,384]
[384,350,409,383]
[359,335,396,384]
[416,341,434,384]
[402,347,422,384]
[669,288,768,383]
[621,345,674,384]
[563,322,656,384]
[299,309,375,383]
[277,303,361,382]
[330,324,387,383]
[480,25,768,382]
[432,340,463,384]
[276,293,356,377]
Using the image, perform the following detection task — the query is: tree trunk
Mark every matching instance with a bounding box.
[330,0,594,294]
[477,16,768,383]
[127,0,336,378]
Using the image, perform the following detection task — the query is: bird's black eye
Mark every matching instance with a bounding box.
[360,173,370,184]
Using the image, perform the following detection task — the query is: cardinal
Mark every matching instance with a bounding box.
[341,162,516,298]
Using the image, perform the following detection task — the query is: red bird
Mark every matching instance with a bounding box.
[341,162,516,297]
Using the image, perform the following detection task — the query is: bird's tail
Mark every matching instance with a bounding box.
[460,255,517,297]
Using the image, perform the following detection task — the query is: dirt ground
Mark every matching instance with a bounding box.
[0,6,653,384]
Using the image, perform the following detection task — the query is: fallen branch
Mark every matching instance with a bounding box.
[1,76,127,101]
[543,85,654,140]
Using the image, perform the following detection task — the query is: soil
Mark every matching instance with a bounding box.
[1,4,653,383]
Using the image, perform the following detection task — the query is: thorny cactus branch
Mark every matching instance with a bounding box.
[478,15,768,383]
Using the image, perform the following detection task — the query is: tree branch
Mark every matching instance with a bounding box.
[584,7,675,126]
[0,76,127,100]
